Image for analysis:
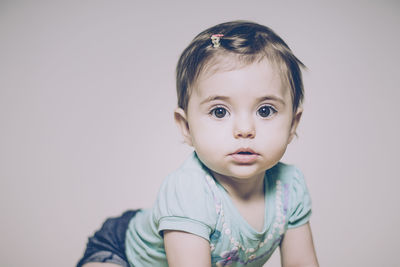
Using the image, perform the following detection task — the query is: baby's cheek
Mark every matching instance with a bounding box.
[197,136,221,152]
[193,134,224,157]
[257,134,289,152]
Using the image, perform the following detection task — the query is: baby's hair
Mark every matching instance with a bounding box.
[176,20,305,112]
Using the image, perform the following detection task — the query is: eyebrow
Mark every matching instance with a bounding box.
[199,95,230,105]
[199,95,286,106]
[256,95,286,106]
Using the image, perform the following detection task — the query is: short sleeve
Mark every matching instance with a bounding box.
[153,166,218,241]
[287,167,312,229]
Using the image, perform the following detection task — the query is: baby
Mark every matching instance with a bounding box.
[78,20,319,267]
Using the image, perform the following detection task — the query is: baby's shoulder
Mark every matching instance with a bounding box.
[267,162,306,187]
[158,152,215,203]
[164,153,208,184]
[269,163,312,228]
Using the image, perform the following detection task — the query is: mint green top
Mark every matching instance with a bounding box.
[125,152,312,266]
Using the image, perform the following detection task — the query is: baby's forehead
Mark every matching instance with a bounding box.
[194,56,291,93]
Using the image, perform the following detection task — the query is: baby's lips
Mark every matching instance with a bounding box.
[231,147,258,155]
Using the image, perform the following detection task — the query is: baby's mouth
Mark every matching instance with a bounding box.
[237,151,254,155]
[229,149,259,164]
[231,148,257,155]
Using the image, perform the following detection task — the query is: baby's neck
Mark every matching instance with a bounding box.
[211,171,265,201]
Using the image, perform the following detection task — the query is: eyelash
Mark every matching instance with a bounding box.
[209,106,230,119]
[256,105,277,118]
[209,105,277,119]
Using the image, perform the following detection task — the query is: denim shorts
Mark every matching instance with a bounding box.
[77,210,139,267]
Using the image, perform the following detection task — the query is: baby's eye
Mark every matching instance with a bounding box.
[257,105,276,118]
[210,107,229,118]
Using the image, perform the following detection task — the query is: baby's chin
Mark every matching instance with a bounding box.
[208,165,268,182]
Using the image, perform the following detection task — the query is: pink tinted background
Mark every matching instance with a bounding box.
[1,1,399,266]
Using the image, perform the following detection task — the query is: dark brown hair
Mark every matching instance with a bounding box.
[176,20,305,112]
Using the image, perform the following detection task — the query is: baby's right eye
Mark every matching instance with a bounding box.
[210,107,229,118]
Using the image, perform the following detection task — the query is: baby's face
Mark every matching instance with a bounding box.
[175,59,302,181]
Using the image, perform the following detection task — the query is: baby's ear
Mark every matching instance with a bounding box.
[174,108,193,146]
[288,107,303,144]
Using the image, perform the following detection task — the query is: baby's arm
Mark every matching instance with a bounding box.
[81,264,122,267]
[279,223,319,267]
[164,230,211,267]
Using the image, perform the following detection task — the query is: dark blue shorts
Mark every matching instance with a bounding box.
[77,210,139,267]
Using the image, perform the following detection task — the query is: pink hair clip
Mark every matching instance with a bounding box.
[211,34,224,48]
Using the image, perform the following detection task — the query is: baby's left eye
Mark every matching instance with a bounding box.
[257,105,276,118]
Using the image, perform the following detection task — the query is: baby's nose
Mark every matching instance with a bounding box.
[233,117,255,139]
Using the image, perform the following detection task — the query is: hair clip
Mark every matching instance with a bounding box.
[211,34,224,48]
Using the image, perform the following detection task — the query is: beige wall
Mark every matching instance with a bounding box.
[1,1,399,266]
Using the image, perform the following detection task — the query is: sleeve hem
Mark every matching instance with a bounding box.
[158,216,212,241]
[287,210,312,229]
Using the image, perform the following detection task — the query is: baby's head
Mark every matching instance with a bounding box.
[174,21,306,179]
[176,20,305,114]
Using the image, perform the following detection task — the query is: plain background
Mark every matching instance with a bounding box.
[1,0,399,266]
